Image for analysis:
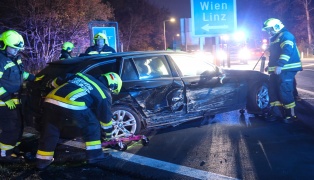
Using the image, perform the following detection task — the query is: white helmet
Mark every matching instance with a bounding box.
[262,18,284,36]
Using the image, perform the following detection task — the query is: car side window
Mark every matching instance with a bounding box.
[170,54,216,77]
[121,59,138,81]
[133,56,171,79]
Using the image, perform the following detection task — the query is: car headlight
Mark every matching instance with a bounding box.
[238,48,251,59]
[217,50,227,60]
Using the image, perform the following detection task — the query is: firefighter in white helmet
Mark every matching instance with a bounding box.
[262,18,302,123]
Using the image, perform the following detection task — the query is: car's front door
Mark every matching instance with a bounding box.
[121,55,185,120]
[169,54,241,115]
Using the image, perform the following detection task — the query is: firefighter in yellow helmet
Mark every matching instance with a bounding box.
[262,18,302,123]
[85,33,116,55]
[59,42,74,60]
[36,72,122,170]
[0,30,35,163]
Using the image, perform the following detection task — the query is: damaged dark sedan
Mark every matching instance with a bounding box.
[26,51,269,138]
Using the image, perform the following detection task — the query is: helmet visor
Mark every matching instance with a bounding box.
[264,27,276,36]
[13,41,24,49]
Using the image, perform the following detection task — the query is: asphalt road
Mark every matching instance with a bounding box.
[4,58,314,180]
[18,101,313,180]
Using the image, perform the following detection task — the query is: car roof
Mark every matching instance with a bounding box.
[50,51,189,65]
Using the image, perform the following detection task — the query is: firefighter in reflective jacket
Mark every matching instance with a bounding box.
[85,33,116,55]
[36,72,122,170]
[59,42,74,60]
[0,30,35,163]
[262,18,302,123]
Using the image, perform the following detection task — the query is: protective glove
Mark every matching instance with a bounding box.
[5,99,16,110]
[274,66,282,75]
[35,75,45,82]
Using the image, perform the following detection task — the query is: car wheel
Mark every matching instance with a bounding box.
[247,83,269,113]
[111,105,142,138]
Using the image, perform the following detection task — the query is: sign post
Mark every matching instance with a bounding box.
[191,0,237,37]
[92,27,117,52]
[88,21,120,52]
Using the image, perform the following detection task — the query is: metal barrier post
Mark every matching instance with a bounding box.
[260,56,266,73]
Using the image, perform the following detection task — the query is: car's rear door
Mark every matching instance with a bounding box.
[169,54,242,115]
[121,54,185,118]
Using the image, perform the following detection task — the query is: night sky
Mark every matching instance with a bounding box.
[148,0,268,40]
[148,0,191,18]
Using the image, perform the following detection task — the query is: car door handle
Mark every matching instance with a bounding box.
[172,97,182,102]
[129,85,147,90]
[189,82,198,86]
[219,74,226,84]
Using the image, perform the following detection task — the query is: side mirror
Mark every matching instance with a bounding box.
[216,66,225,84]
[219,74,226,84]
[216,66,224,75]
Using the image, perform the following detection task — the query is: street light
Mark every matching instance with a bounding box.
[172,33,180,51]
[163,18,175,50]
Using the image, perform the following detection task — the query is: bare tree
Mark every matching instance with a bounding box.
[297,0,314,45]
[0,0,114,72]
[262,0,313,47]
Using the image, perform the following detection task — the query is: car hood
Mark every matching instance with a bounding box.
[223,69,269,81]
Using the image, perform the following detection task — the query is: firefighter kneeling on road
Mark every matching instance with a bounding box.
[0,30,35,163]
[262,18,302,123]
[35,72,122,170]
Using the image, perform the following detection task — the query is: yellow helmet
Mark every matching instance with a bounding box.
[94,33,108,44]
[62,42,74,51]
[0,30,24,50]
[102,72,122,95]
[262,18,284,33]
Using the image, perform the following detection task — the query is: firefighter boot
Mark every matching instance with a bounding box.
[36,158,54,170]
[87,152,113,164]
[264,106,283,122]
[0,149,25,163]
[87,152,129,170]
[283,108,297,124]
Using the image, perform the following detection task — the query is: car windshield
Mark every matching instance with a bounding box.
[170,54,216,76]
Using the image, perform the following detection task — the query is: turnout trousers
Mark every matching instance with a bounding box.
[0,105,23,156]
[269,71,297,116]
[36,103,103,161]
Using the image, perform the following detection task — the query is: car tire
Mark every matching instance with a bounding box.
[247,83,269,114]
[111,105,142,138]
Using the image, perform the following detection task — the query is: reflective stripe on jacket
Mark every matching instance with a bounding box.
[45,73,113,123]
[0,52,34,101]
[267,28,302,73]
[85,45,116,55]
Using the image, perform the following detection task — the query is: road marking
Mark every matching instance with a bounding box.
[302,64,314,67]
[257,141,272,170]
[297,88,314,96]
[303,69,314,71]
[22,132,36,138]
[59,139,237,180]
[61,140,85,149]
[112,151,238,180]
